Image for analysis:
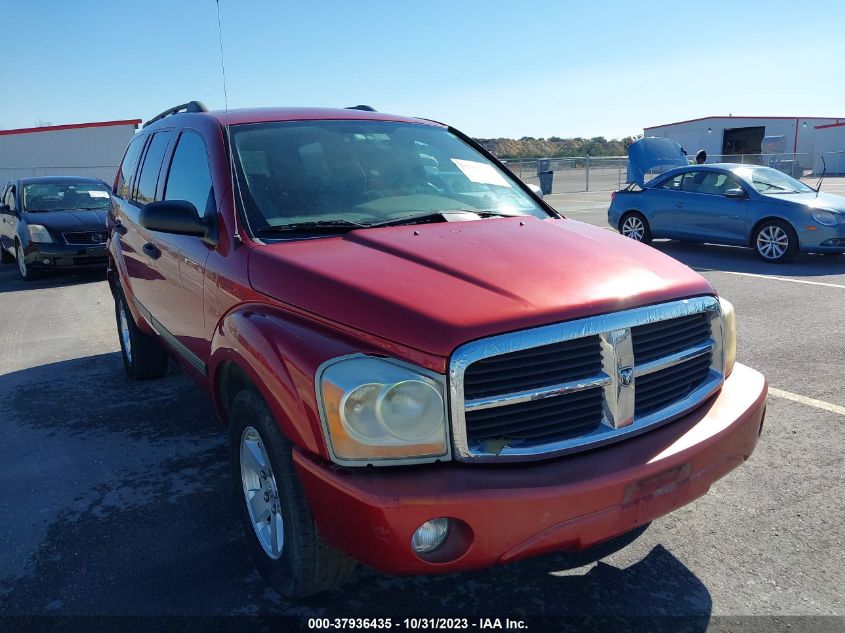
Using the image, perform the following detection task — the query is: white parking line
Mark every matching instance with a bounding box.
[768,387,845,416]
[694,269,845,289]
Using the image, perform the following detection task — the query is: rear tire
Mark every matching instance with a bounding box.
[115,288,168,380]
[752,219,798,263]
[229,387,357,598]
[619,212,652,244]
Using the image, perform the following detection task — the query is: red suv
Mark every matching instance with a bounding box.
[108,101,767,597]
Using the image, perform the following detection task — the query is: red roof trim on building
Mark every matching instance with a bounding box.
[0,119,142,137]
[644,115,843,131]
[815,121,845,130]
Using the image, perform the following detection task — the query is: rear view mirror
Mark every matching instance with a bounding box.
[140,200,216,244]
[527,183,544,199]
[724,188,747,199]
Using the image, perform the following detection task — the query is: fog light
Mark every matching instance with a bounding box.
[821,238,841,247]
[411,518,449,554]
[42,258,51,265]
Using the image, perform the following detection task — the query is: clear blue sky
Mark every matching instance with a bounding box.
[2,0,843,139]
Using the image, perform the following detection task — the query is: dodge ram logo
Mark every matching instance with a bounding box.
[619,367,634,387]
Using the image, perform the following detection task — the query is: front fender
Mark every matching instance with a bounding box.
[210,306,409,460]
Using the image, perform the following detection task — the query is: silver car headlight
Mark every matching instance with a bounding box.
[811,210,838,226]
[719,297,736,377]
[317,355,449,465]
[27,224,53,243]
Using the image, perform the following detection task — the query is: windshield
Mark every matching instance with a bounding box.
[734,167,814,194]
[22,182,111,212]
[230,120,549,236]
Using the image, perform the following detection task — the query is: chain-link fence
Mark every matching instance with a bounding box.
[0,165,117,184]
[502,156,629,193]
[501,152,818,193]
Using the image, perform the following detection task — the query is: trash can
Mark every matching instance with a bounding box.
[538,170,554,195]
[536,159,553,194]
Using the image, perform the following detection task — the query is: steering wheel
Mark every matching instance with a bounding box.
[418,180,444,196]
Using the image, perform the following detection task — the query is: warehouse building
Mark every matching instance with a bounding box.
[643,115,844,173]
[0,118,141,184]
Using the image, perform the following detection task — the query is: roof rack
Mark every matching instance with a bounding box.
[143,101,208,128]
[346,105,376,112]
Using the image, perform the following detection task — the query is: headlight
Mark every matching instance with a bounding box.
[27,224,53,243]
[719,297,736,377]
[811,210,838,226]
[317,356,449,465]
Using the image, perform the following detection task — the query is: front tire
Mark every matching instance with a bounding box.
[753,220,798,263]
[115,289,168,380]
[619,212,652,244]
[0,245,13,264]
[16,241,40,281]
[229,388,357,598]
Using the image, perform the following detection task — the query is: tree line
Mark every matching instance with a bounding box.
[474,135,642,159]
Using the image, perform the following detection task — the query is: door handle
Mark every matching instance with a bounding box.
[142,243,161,260]
[113,221,128,236]
[674,203,684,208]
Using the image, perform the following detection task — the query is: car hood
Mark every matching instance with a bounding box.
[763,191,845,213]
[23,209,110,231]
[248,217,714,358]
[627,137,689,187]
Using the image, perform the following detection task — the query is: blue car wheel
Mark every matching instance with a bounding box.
[752,219,798,263]
[620,212,652,244]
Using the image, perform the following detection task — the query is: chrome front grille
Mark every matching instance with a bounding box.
[465,387,604,447]
[632,313,711,363]
[463,336,603,399]
[634,353,712,416]
[449,297,724,463]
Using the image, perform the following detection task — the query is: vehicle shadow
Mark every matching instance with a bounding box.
[649,239,845,278]
[0,263,106,293]
[0,353,710,627]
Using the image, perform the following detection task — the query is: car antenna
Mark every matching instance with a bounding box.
[215,0,243,246]
[814,156,826,197]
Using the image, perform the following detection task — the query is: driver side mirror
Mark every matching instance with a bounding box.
[139,200,217,245]
[724,188,747,199]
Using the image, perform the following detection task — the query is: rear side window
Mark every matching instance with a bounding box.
[681,170,738,195]
[135,132,172,205]
[164,131,214,217]
[655,174,683,190]
[116,136,145,199]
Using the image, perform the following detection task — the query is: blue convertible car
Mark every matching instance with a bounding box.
[608,138,845,262]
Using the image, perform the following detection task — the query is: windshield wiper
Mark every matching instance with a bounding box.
[254,219,368,235]
[369,210,515,228]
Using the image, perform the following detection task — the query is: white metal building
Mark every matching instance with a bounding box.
[813,121,845,174]
[0,119,141,184]
[643,115,844,172]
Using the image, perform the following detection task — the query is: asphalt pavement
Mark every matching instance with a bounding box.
[0,187,843,630]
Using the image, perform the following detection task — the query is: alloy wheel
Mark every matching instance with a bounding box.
[621,216,645,241]
[240,426,284,560]
[756,225,789,260]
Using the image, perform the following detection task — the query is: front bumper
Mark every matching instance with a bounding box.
[797,224,845,253]
[23,241,108,269]
[294,362,767,574]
